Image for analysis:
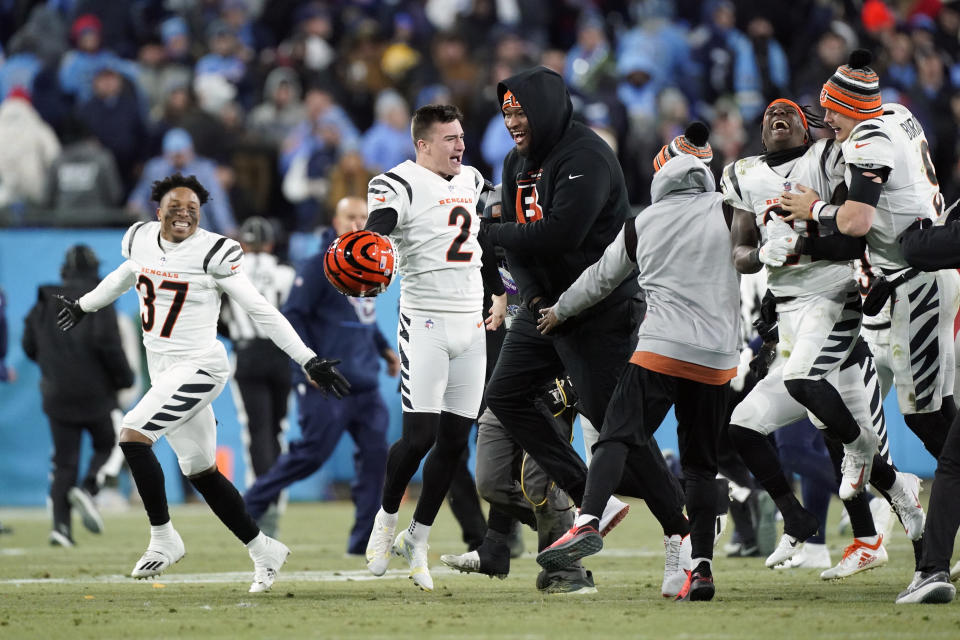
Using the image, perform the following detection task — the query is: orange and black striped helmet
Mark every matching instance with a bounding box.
[324,230,395,297]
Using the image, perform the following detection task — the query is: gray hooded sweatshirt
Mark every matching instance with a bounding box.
[554,154,740,373]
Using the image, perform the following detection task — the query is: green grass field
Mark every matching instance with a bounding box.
[2,497,959,639]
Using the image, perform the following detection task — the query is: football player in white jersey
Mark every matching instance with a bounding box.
[781,50,960,458]
[724,98,922,573]
[781,49,960,604]
[361,105,506,591]
[56,173,350,593]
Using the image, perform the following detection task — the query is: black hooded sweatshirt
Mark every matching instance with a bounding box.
[22,278,134,421]
[488,67,639,313]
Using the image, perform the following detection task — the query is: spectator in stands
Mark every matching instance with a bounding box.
[360,89,413,173]
[22,245,134,547]
[0,87,60,210]
[248,67,305,146]
[616,47,661,143]
[282,114,344,230]
[733,16,790,123]
[280,85,358,174]
[74,61,148,192]
[151,79,230,163]
[161,15,195,66]
[46,118,124,221]
[59,14,139,105]
[689,0,744,107]
[326,144,376,215]
[126,128,237,236]
[564,13,615,94]
[882,31,917,93]
[195,20,251,107]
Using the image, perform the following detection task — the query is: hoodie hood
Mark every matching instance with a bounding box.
[264,66,301,102]
[497,67,573,165]
[650,153,716,203]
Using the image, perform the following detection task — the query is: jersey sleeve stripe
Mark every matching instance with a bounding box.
[203,237,228,273]
[855,131,891,142]
[220,245,243,264]
[819,139,835,180]
[623,219,638,262]
[384,171,413,204]
[126,221,148,256]
[725,164,743,202]
[854,123,881,131]
[369,178,398,194]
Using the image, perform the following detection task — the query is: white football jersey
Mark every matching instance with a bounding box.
[840,103,942,270]
[368,160,486,313]
[120,221,243,356]
[722,140,854,299]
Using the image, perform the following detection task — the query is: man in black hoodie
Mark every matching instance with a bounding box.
[482,67,688,570]
[22,244,134,546]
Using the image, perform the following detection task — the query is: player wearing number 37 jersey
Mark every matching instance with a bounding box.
[55,173,349,594]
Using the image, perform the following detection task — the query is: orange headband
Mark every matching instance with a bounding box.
[766,98,808,131]
[502,90,521,111]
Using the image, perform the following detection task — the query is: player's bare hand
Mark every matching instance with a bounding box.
[779,184,820,222]
[537,306,562,334]
[485,293,507,331]
[382,348,401,377]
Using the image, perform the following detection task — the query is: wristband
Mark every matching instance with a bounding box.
[809,199,822,217]
[813,203,839,232]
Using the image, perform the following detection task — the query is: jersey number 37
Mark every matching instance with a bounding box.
[136,275,188,338]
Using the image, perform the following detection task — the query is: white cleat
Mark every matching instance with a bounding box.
[661,533,692,598]
[365,510,397,576]
[773,542,831,569]
[599,496,630,537]
[820,535,888,580]
[838,430,878,500]
[393,530,433,591]
[68,487,104,534]
[249,536,290,593]
[888,472,925,541]
[131,529,186,579]
[766,534,803,568]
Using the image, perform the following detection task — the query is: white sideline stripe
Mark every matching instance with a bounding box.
[0,568,446,585]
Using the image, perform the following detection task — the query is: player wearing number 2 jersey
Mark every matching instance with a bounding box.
[55,173,349,593]
[362,104,506,591]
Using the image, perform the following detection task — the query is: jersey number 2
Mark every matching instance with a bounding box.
[446,206,474,262]
[137,275,188,338]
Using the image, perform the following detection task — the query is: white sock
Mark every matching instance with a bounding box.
[379,507,399,526]
[150,521,175,541]
[857,534,880,545]
[407,520,431,544]
[575,513,599,528]
[246,531,267,552]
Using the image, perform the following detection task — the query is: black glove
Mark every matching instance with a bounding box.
[55,295,86,331]
[304,357,351,399]
[753,290,778,343]
[748,341,777,382]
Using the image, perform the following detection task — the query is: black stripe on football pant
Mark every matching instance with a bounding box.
[203,237,228,273]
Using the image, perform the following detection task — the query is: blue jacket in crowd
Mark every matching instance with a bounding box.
[283,229,390,393]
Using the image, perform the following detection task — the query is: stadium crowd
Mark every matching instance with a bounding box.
[1,0,959,239]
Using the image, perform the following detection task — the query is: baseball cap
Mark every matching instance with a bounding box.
[163,128,193,154]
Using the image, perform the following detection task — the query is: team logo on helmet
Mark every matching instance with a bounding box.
[323,230,396,297]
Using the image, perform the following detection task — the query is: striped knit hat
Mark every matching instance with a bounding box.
[820,49,882,121]
[653,121,713,172]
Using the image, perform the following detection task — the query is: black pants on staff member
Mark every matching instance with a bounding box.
[49,414,115,542]
[484,299,685,525]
